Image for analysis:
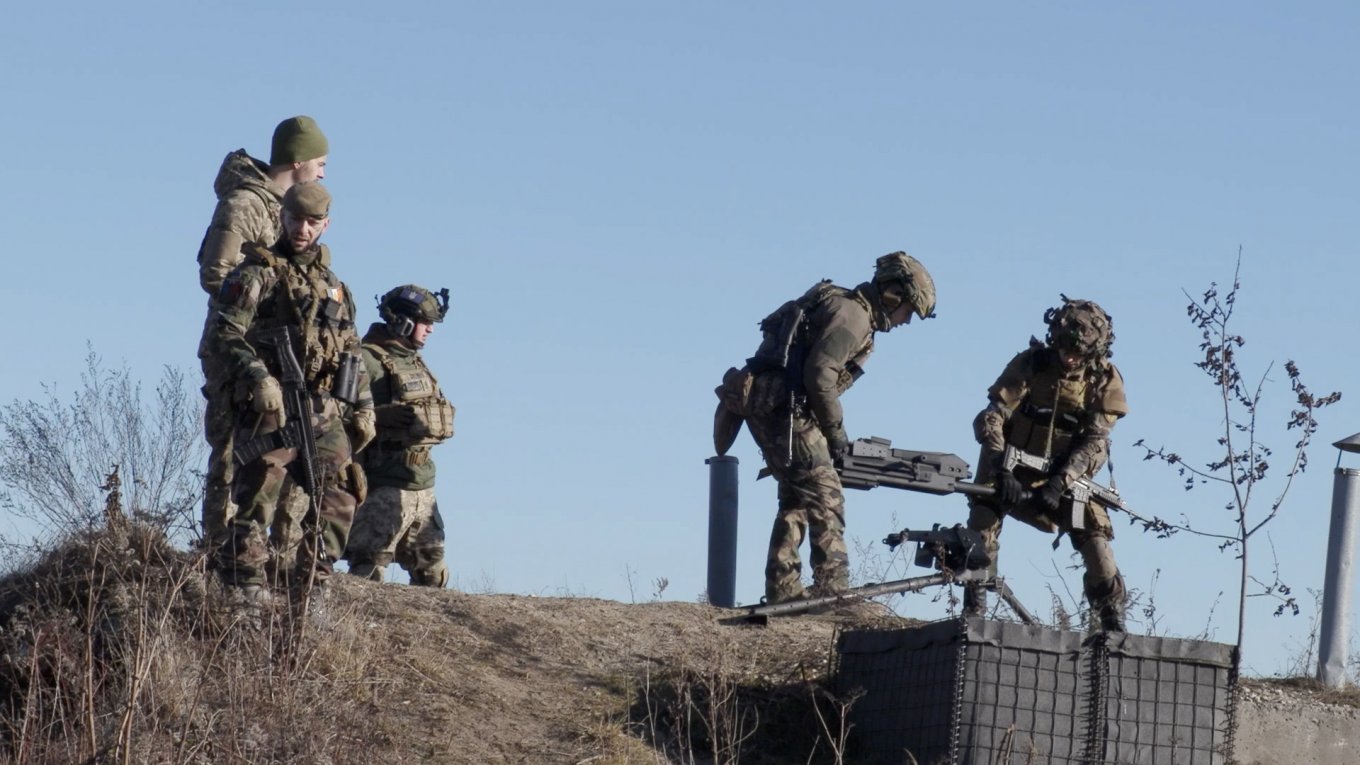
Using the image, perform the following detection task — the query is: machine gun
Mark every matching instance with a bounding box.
[720,522,1036,625]
[232,325,324,507]
[837,437,1133,531]
[837,436,995,498]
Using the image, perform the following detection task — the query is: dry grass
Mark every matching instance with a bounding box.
[0,519,897,764]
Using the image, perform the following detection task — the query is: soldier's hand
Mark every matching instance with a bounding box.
[251,376,286,426]
[997,471,1024,505]
[1038,476,1065,512]
[826,427,850,462]
[352,407,377,453]
[375,404,417,430]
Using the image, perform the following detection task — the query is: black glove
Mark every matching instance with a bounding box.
[375,404,417,430]
[826,427,850,462]
[1038,476,1065,512]
[997,471,1024,506]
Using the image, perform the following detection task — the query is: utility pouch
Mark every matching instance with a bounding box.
[346,461,368,505]
[332,353,361,405]
[748,302,805,373]
[716,366,756,416]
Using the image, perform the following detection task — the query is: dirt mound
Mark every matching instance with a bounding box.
[0,525,899,763]
[0,525,1351,763]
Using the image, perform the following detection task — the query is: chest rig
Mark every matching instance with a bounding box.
[244,244,355,394]
[1004,354,1101,461]
[367,342,455,449]
[749,280,874,397]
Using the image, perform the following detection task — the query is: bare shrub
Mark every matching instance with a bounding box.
[1132,254,1341,653]
[0,348,204,545]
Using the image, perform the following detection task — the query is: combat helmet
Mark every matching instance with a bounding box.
[873,251,936,320]
[377,285,450,338]
[1043,295,1114,359]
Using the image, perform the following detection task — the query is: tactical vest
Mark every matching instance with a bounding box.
[749,280,874,395]
[1003,354,1116,461]
[365,341,455,450]
[242,244,355,394]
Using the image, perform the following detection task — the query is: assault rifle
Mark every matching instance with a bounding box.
[1001,444,1130,530]
[837,437,1132,531]
[719,522,1035,625]
[233,325,324,507]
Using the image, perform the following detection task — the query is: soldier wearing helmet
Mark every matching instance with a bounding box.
[344,285,457,587]
[712,251,936,604]
[965,296,1130,631]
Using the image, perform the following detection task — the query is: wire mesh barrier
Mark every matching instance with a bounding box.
[834,617,1237,764]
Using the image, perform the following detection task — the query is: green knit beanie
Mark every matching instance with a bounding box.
[270,115,329,166]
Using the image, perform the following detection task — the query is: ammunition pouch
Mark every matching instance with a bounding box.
[346,461,368,504]
[409,398,455,444]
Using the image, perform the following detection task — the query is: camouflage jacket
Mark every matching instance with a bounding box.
[210,242,371,417]
[746,281,882,437]
[973,342,1129,487]
[359,323,456,491]
[197,150,284,297]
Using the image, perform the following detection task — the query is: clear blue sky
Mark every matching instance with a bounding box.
[1,2,1356,676]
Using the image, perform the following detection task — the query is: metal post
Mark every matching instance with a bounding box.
[706,455,739,608]
[1318,465,1360,687]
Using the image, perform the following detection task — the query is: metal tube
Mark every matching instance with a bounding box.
[705,455,739,608]
[1317,467,1360,688]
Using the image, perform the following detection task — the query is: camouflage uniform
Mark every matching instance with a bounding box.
[966,298,1129,630]
[196,117,329,543]
[196,150,284,540]
[345,320,456,586]
[714,253,936,604]
[209,195,371,589]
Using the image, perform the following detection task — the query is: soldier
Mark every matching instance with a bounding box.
[344,285,456,587]
[210,181,375,605]
[713,253,936,604]
[196,116,330,544]
[964,297,1129,631]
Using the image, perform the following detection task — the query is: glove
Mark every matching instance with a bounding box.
[351,407,377,453]
[826,426,850,462]
[375,404,417,430]
[1038,476,1065,513]
[997,471,1024,506]
[251,376,286,426]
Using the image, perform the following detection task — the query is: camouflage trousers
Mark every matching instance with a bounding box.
[217,398,358,589]
[200,356,237,541]
[345,485,447,587]
[746,409,849,604]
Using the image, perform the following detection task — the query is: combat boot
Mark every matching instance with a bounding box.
[1097,601,1126,632]
[1087,573,1127,632]
[409,561,449,588]
[227,584,273,629]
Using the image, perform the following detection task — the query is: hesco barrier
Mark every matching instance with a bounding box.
[834,617,1237,765]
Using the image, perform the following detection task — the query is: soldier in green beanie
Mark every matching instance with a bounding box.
[195,116,330,548]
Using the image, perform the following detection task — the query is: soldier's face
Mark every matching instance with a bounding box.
[410,322,434,348]
[1058,349,1084,372]
[291,156,327,184]
[283,211,330,251]
[887,302,914,329]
